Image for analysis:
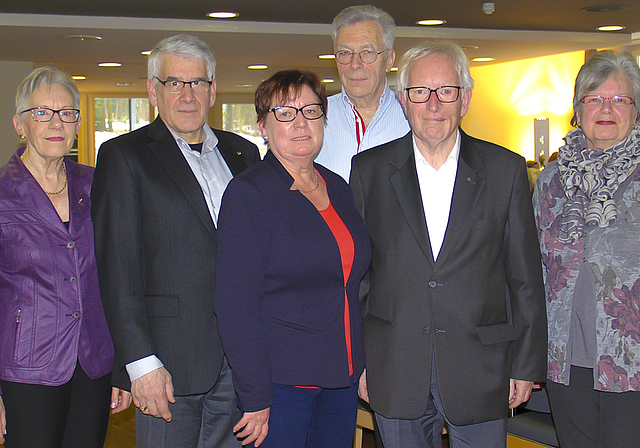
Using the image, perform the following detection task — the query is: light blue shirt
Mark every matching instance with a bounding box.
[316,81,410,180]
[126,123,232,382]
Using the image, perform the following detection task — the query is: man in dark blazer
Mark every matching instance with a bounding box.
[350,40,547,447]
[91,35,258,448]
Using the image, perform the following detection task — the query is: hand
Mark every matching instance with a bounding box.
[358,369,369,403]
[131,367,175,422]
[110,387,133,414]
[509,379,534,409]
[0,395,6,444]
[234,408,270,447]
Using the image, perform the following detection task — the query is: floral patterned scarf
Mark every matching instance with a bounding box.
[556,123,640,244]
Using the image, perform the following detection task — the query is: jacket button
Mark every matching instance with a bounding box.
[422,326,431,335]
[72,311,81,319]
[428,280,438,288]
[66,241,76,249]
[69,276,77,283]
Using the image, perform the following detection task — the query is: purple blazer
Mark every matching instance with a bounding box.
[0,148,114,392]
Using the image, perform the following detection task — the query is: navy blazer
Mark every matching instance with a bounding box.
[214,151,372,412]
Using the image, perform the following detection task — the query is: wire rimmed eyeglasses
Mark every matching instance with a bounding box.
[270,104,325,122]
[335,49,387,65]
[155,77,213,94]
[406,86,462,104]
[580,94,635,107]
[20,107,80,123]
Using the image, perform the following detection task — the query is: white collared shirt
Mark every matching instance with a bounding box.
[414,130,461,261]
[169,124,233,225]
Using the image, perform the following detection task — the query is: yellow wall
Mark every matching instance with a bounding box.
[463,51,586,161]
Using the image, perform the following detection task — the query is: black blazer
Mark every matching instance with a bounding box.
[350,130,547,425]
[91,117,259,394]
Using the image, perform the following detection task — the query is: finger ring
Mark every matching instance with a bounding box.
[140,406,148,412]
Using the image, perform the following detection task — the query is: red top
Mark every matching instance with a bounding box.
[319,201,355,376]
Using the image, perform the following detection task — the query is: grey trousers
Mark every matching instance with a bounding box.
[136,358,242,448]
[375,357,507,448]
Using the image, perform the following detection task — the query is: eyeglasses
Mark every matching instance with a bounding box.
[406,86,462,104]
[155,77,213,94]
[270,104,324,122]
[20,107,80,123]
[580,94,635,107]
[335,49,387,65]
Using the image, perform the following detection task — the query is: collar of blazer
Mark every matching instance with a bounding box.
[147,117,217,238]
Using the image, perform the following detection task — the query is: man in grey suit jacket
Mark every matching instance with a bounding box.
[92,35,258,448]
[350,41,546,447]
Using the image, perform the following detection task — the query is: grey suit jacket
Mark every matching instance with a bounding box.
[91,117,259,394]
[350,130,546,425]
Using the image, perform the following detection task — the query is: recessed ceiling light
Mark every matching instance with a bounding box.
[72,76,86,80]
[62,35,102,41]
[322,79,335,83]
[318,54,335,60]
[207,12,239,19]
[117,82,135,86]
[98,62,122,67]
[472,57,495,62]
[417,19,446,26]
[597,25,625,31]
[461,46,479,51]
[141,50,152,55]
[236,84,253,88]
[390,67,398,72]
[248,65,268,70]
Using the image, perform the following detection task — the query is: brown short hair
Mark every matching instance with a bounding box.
[255,70,327,123]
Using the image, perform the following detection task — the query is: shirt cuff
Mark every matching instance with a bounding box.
[126,355,164,382]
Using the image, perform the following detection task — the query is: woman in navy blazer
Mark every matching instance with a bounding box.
[215,70,371,448]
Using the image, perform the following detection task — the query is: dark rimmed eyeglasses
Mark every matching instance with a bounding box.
[270,104,325,122]
[154,77,213,94]
[20,107,80,123]
[406,86,462,104]
[335,49,387,65]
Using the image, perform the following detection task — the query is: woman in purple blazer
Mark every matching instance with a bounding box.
[0,67,130,448]
[215,70,371,448]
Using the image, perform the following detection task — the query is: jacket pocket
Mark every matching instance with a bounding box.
[143,294,179,317]
[475,322,517,345]
[266,317,322,334]
[363,313,392,344]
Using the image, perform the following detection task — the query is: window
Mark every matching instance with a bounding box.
[222,104,267,157]
[95,98,151,161]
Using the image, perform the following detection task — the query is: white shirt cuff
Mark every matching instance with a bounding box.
[126,355,164,382]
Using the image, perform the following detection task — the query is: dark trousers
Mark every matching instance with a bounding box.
[0,362,111,448]
[253,381,358,448]
[547,365,640,448]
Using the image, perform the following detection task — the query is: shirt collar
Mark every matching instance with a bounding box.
[412,129,461,169]
[167,123,219,154]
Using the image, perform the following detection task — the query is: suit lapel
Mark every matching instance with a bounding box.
[147,119,217,237]
[66,161,91,236]
[389,135,435,265]
[434,130,485,269]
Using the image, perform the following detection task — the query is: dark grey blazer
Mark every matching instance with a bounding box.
[350,130,547,425]
[91,117,259,394]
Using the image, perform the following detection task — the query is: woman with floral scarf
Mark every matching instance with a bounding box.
[534,50,640,448]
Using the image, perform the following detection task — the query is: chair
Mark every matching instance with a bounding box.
[507,387,559,447]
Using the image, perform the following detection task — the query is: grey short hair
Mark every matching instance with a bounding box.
[396,40,474,102]
[572,50,640,127]
[15,66,79,116]
[147,34,217,81]
[331,5,396,51]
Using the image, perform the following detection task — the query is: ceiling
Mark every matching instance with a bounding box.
[1,1,640,94]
